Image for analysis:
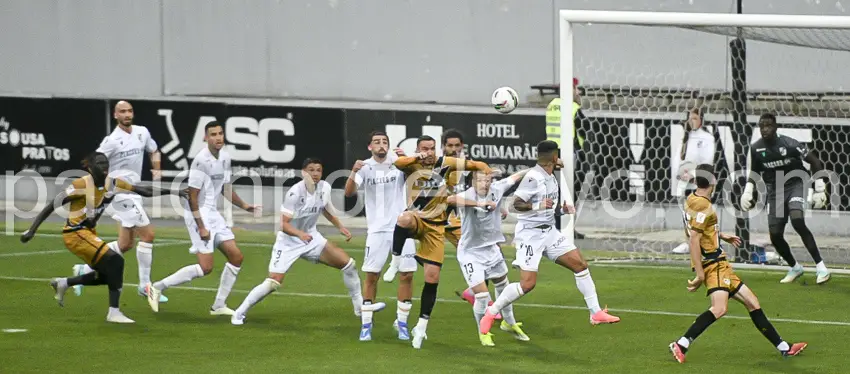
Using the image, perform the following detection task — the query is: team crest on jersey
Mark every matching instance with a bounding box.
[779,147,787,156]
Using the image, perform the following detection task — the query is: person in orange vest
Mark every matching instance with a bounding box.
[545,77,586,239]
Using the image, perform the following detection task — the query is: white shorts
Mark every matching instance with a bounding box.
[184,210,235,255]
[110,196,151,228]
[268,231,328,274]
[457,244,509,288]
[362,232,417,273]
[512,226,576,272]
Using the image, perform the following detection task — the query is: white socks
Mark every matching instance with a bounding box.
[677,337,690,348]
[816,261,828,272]
[575,269,602,314]
[213,262,241,309]
[154,264,204,291]
[107,241,122,257]
[235,278,279,317]
[473,292,490,327]
[777,341,790,352]
[80,264,95,275]
[342,259,363,311]
[488,283,524,315]
[397,300,412,324]
[493,279,517,325]
[136,242,153,286]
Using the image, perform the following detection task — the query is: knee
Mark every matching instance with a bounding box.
[139,232,155,243]
[790,216,808,233]
[398,272,413,283]
[768,224,785,237]
[424,268,440,283]
[117,241,134,252]
[229,252,244,267]
[710,305,727,319]
[572,258,589,273]
[519,279,536,294]
[199,263,214,275]
[397,213,414,229]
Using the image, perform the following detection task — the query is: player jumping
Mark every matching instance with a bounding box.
[479,140,620,336]
[448,169,530,346]
[391,135,491,349]
[71,100,168,302]
[232,158,365,325]
[20,152,186,323]
[740,113,831,284]
[344,131,418,341]
[145,121,260,316]
[669,164,807,363]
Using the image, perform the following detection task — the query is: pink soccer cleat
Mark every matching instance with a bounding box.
[668,342,686,363]
[784,342,808,357]
[456,289,502,320]
[478,308,498,335]
[590,307,621,325]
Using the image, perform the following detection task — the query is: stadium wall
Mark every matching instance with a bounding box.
[2,0,850,104]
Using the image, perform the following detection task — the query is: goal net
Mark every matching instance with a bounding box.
[557,10,850,269]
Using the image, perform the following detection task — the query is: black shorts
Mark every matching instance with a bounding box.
[767,181,806,227]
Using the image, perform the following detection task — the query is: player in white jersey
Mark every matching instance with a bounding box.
[231,158,366,325]
[479,141,621,337]
[344,131,418,341]
[448,168,531,346]
[71,101,168,302]
[145,121,260,316]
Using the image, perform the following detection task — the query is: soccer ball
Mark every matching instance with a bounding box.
[491,87,519,114]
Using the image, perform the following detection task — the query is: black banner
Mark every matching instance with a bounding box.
[113,99,346,187]
[0,97,106,176]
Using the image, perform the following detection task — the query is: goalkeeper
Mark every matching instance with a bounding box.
[740,113,830,285]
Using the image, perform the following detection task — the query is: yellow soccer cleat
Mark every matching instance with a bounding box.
[500,321,530,341]
[479,332,495,347]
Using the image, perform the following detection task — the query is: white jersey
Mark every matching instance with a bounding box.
[96,125,157,185]
[354,157,407,234]
[186,147,232,213]
[513,165,559,227]
[278,180,331,248]
[456,178,513,250]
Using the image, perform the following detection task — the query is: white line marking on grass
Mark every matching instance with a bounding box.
[0,250,65,257]
[593,262,850,277]
[2,329,28,333]
[2,275,849,327]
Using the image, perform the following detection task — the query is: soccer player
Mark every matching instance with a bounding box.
[20,152,186,323]
[479,141,620,337]
[669,164,807,363]
[448,169,531,346]
[740,113,830,284]
[344,131,418,341]
[145,121,260,315]
[391,135,491,349]
[232,158,364,325]
[71,100,168,302]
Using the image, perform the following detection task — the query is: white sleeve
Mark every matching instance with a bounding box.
[187,159,206,189]
[144,128,158,153]
[281,189,299,217]
[223,157,232,183]
[513,174,539,202]
[492,178,514,193]
[95,136,113,157]
[322,182,333,210]
[354,168,366,187]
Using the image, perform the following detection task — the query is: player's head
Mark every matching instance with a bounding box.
[113,100,134,127]
[204,121,225,151]
[82,152,110,185]
[693,164,717,190]
[301,158,323,184]
[686,108,703,131]
[536,140,559,166]
[472,171,494,196]
[442,129,464,157]
[758,113,778,142]
[368,130,390,158]
[416,135,437,165]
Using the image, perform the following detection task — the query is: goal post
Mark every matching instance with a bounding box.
[557,10,850,267]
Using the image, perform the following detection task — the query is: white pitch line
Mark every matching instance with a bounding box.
[0,250,66,257]
[2,275,849,327]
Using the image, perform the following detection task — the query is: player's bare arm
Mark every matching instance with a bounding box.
[443,156,491,174]
[222,183,260,213]
[687,230,705,291]
[322,209,352,242]
[280,212,313,243]
[447,194,497,211]
[512,196,554,212]
[393,153,426,169]
[150,151,163,181]
[719,232,742,247]
[344,160,365,197]
[187,187,208,239]
[116,180,187,200]
[20,190,75,243]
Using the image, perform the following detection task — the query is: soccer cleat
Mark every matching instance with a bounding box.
[669,342,687,364]
[145,283,161,312]
[106,309,135,324]
[780,266,804,284]
[137,285,169,303]
[455,289,502,319]
[49,278,68,307]
[411,324,428,349]
[479,332,495,347]
[500,321,530,341]
[479,308,498,335]
[590,307,621,325]
[210,306,236,316]
[359,323,373,341]
[393,320,411,341]
[816,269,831,285]
[783,342,808,357]
[231,314,246,326]
[71,265,85,296]
[383,263,399,283]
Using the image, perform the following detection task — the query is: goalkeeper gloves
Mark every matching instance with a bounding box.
[740,182,755,211]
[809,179,827,209]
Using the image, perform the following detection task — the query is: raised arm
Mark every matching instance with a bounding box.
[394,155,422,170]
[344,161,365,198]
[443,156,491,174]
[20,190,74,243]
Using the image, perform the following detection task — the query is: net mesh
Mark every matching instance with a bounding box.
[563,21,850,268]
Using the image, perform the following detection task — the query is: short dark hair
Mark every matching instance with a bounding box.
[759,113,777,125]
[442,129,464,145]
[368,130,389,144]
[82,151,107,170]
[417,135,436,147]
[205,120,223,134]
[536,140,559,156]
[302,157,323,169]
[694,164,716,188]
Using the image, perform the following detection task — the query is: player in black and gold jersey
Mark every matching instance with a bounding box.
[441,129,471,249]
[20,152,186,324]
[391,134,491,349]
[668,164,807,363]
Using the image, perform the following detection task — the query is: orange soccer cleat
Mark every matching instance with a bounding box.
[784,342,808,357]
[590,307,621,325]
